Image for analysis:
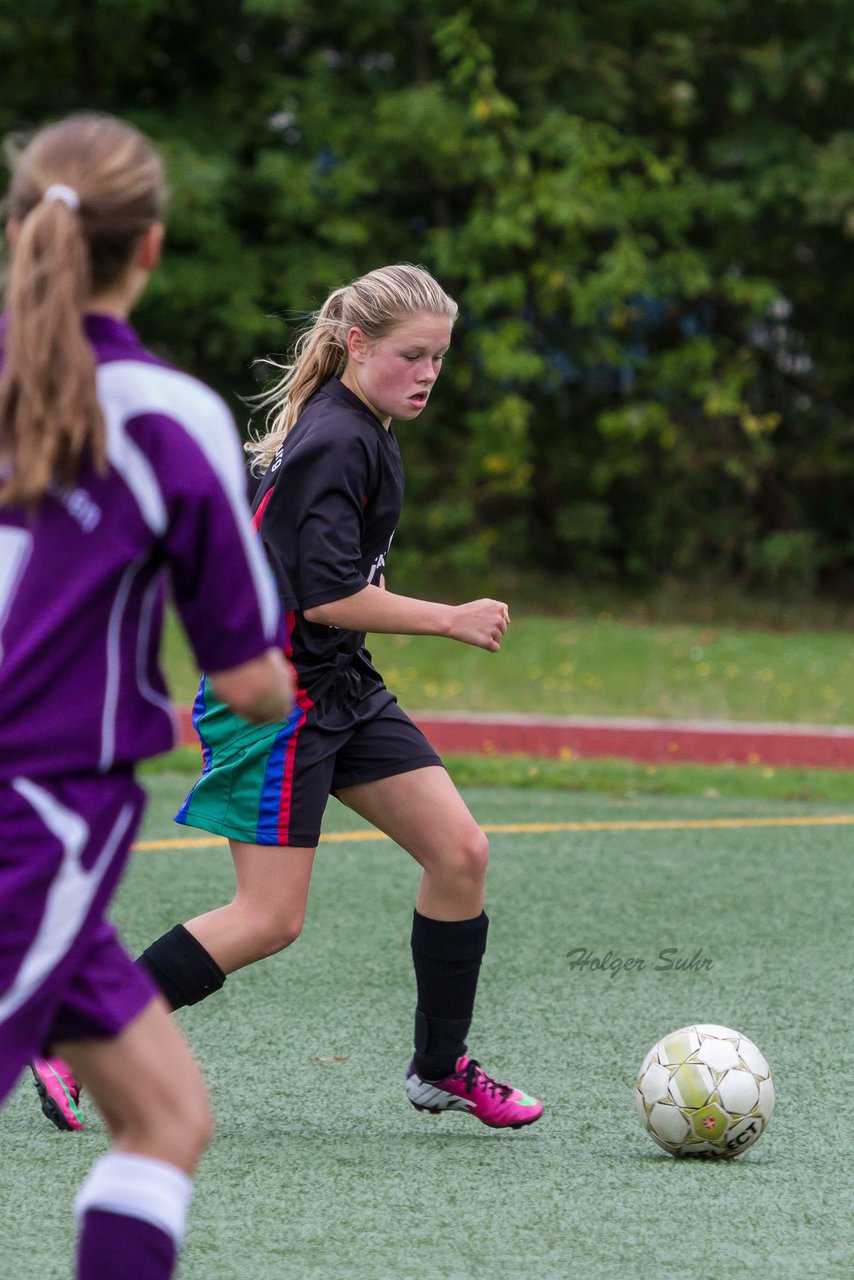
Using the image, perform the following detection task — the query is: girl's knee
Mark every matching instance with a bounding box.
[242,905,305,960]
[180,1080,215,1153]
[108,1075,213,1170]
[159,1085,214,1168]
[468,826,490,874]
[451,825,489,883]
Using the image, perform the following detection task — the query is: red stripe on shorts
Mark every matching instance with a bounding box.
[277,686,315,845]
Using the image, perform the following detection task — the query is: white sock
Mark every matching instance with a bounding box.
[74,1153,193,1247]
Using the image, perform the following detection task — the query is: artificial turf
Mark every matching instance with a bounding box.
[2,779,852,1278]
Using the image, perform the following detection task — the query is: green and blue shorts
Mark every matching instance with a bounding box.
[175,671,442,848]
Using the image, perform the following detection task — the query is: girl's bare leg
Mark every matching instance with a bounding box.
[57,999,213,1279]
[337,765,488,919]
[58,997,212,1172]
[184,840,316,973]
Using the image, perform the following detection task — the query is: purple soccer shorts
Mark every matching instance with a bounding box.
[0,772,158,1104]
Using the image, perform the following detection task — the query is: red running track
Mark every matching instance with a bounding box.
[177,708,854,770]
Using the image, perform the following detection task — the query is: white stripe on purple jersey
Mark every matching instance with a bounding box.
[98,358,279,637]
[0,313,281,779]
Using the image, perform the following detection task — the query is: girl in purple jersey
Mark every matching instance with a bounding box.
[0,114,292,1280]
[111,265,543,1130]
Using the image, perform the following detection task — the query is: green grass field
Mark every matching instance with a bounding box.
[2,770,853,1278]
[164,608,854,724]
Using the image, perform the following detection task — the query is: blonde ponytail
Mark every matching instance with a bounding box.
[247,288,348,471]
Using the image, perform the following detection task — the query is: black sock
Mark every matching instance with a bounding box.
[410,909,489,1080]
[136,924,226,1012]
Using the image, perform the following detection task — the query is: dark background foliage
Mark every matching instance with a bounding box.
[4,1,854,592]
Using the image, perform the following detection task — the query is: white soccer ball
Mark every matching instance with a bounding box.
[635,1024,774,1158]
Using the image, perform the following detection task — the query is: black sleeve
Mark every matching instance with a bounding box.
[261,427,373,610]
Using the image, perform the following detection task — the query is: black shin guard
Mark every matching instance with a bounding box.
[413,1009,472,1077]
[410,909,489,1080]
[136,924,225,1012]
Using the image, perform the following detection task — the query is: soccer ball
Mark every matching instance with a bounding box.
[635,1024,774,1158]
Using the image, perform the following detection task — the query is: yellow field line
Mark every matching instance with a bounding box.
[133,812,854,852]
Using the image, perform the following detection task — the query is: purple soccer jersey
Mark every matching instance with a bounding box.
[0,314,281,779]
[0,313,283,1096]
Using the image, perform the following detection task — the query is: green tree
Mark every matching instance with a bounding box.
[3,1,854,592]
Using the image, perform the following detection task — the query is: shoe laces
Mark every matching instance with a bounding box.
[459,1058,512,1103]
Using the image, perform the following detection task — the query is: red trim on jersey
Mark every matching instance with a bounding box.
[255,493,295,662]
[252,488,274,530]
[277,685,315,844]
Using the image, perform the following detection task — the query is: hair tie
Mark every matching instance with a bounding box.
[43,183,80,212]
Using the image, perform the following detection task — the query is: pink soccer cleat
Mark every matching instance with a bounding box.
[31,1057,83,1132]
[406,1054,543,1130]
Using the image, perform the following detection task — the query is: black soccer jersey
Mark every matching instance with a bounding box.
[252,377,404,696]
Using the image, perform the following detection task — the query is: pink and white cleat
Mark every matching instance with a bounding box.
[406,1055,543,1130]
[31,1057,83,1132]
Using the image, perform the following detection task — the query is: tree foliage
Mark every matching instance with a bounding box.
[4,1,854,591]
